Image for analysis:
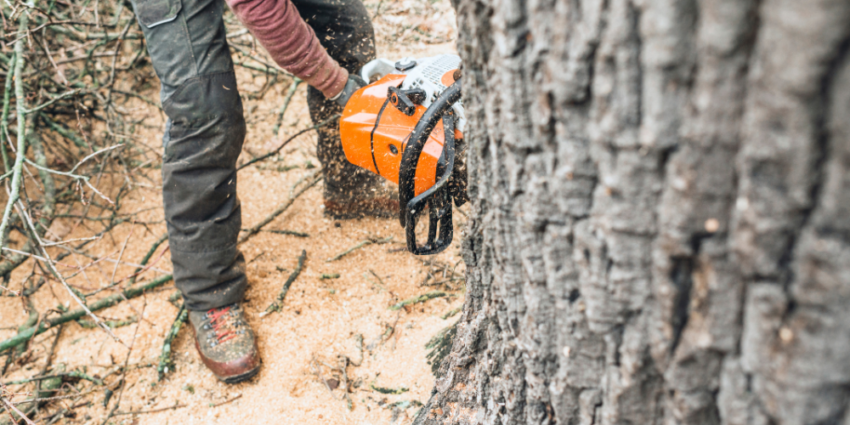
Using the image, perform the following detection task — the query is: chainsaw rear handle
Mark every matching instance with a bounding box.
[398,79,462,255]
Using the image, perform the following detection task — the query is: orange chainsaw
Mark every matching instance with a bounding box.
[340,55,467,255]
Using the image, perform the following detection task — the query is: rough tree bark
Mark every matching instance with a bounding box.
[417,0,850,424]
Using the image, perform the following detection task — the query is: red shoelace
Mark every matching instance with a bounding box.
[207,306,237,345]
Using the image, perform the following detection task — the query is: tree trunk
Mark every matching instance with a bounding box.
[417,0,850,424]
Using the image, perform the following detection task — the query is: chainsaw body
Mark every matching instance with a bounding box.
[340,55,467,255]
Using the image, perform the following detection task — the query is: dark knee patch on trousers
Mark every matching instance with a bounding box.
[162,71,246,252]
[163,71,245,163]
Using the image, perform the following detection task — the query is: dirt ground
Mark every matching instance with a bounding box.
[0,1,464,424]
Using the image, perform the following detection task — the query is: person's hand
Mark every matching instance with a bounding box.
[331,74,367,108]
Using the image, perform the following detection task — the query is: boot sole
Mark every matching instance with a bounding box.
[218,365,260,384]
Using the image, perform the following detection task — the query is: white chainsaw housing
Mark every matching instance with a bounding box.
[359,55,467,132]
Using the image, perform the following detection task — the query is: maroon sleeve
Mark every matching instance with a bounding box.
[226,0,349,98]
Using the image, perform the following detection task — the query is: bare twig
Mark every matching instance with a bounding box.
[261,250,306,317]
[157,304,187,381]
[68,144,124,174]
[262,229,309,237]
[15,203,124,345]
[24,90,79,114]
[389,291,452,311]
[128,233,168,285]
[1,396,37,425]
[3,370,104,387]
[101,294,147,424]
[0,274,173,353]
[237,115,338,171]
[0,51,16,172]
[272,78,302,135]
[0,15,30,249]
[238,171,321,244]
[109,222,135,283]
[441,306,462,319]
[211,394,242,408]
[113,403,187,416]
[326,237,394,263]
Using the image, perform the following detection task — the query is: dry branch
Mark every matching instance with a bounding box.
[389,291,451,311]
[272,78,302,135]
[370,383,409,395]
[238,171,321,244]
[113,402,187,416]
[261,250,306,317]
[211,393,242,408]
[440,306,462,320]
[77,316,137,329]
[3,370,104,387]
[237,115,338,171]
[258,229,309,237]
[0,275,173,353]
[157,305,188,381]
[0,15,30,249]
[0,370,62,425]
[326,236,393,262]
[128,233,168,285]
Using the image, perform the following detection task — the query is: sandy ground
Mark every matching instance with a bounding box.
[0,1,464,424]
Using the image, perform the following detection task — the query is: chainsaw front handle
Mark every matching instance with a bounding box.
[398,79,462,255]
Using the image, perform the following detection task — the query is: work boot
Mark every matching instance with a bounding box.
[188,303,260,384]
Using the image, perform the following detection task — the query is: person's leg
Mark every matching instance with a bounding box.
[130,0,259,383]
[292,0,398,218]
[131,0,246,311]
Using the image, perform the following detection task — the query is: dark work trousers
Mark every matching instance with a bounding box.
[130,0,379,310]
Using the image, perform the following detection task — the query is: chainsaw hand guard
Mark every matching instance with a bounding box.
[398,80,462,255]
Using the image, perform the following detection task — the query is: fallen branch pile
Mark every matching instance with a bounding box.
[0,0,337,421]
